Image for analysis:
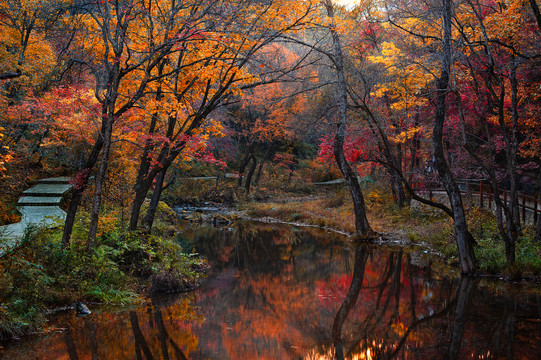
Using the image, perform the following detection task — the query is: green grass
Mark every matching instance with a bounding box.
[0,205,206,339]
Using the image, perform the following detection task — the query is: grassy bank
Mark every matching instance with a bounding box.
[157,162,541,280]
[239,182,541,281]
[0,202,206,340]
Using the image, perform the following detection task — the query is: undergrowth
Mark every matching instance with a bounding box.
[0,204,206,340]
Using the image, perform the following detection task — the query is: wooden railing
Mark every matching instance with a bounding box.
[413,179,541,225]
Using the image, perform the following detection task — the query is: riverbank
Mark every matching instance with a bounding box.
[0,202,207,341]
[2,220,539,359]
[237,186,541,284]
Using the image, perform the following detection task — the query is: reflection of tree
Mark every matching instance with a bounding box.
[446,277,473,360]
[87,321,99,360]
[64,327,79,360]
[4,226,541,359]
[328,247,458,360]
[129,311,153,360]
[332,244,369,359]
[154,307,188,360]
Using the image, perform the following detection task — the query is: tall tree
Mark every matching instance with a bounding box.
[324,0,373,238]
[62,0,213,246]
[433,0,476,274]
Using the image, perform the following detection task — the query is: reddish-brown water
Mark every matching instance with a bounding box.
[1,221,540,359]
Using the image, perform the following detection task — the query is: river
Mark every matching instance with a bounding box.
[1,221,540,359]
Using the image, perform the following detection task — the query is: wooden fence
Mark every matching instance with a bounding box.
[414,179,541,225]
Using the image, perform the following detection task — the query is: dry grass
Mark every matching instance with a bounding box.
[242,184,453,247]
[244,197,357,234]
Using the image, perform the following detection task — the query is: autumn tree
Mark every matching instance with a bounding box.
[449,0,541,262]
[226,44,309,194]
[322,0,374,238]
[344,5,439,210]
[60,0,220,246]
[0,0,66,82]
[0,0,68,174]
[127,0,316,231]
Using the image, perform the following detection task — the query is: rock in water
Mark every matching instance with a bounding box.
[75,302,91,317]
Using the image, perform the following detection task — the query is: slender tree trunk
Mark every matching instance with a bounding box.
[325,0,373,238]
[389,167,407,208]
[409,110,422,181]
[133,68,164,213]
[87,118,114,248]
[142,165,169,232]
[529,0,541,35]
[458,99,516,265]
[130,114,177,231]
[466,0,520,262]
[434,0,476,274]
[61,127,105,247]
[535,166,541,243]
[134,113,159,197]
[129,182,149,231]
[237,148,253,189]
[244,154,257,194]
[502,58,521,262]
[255,143,272,185]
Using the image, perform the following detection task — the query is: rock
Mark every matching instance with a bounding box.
[75,302,91,317]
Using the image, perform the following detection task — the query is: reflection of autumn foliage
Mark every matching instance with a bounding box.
[2,224,541,359]
[0,298,203,359]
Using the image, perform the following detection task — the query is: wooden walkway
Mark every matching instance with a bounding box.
[0,177,72,256]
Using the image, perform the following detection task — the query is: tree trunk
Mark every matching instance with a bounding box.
[389,167,407,208]
[529,0,541,35]
[466,0,520,263]
[129,182,148,231]
[134,114,158,198]
[237,148,253,189]
[502,58,521,263]
[434,0,477,274]
[61,126,105,247]
[142,165,169,232]
[130,114,177,231]
[254,144,272,185]
[87,118,114,248]
[325,0,373,239]
[535,166,541,243]
[244,154,257,194]
[458,97,516,266]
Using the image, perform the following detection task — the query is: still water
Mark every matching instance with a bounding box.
[1,221,540,359]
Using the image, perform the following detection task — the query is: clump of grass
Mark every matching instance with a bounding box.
[474,235,541,278]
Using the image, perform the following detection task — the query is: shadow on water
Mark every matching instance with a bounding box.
[1,221,540,359]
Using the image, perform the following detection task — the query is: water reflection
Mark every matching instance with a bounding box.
[0,222,540,359]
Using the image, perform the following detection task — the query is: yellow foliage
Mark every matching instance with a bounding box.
[388,126,426,145]
[367,40,433,122]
